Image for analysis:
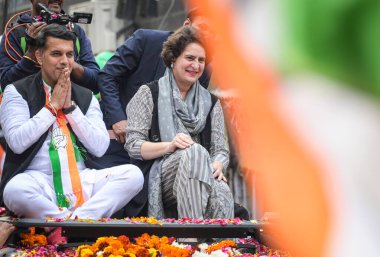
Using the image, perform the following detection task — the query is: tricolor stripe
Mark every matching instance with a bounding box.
[57,114,84,207]
[49,138,67,207]
[43,81,85,209]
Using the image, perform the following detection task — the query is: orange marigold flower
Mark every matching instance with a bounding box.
[20,227,47,247]
[135,247,150,257]
[131,216,161,225]
[160,236,169,245]
[118,235,131,247]
[205,240,237,254]
[77,235,193,257]
[159,244,192,257]
[127,244,146,255]
[123,253,136,257]
[109,239,123,250]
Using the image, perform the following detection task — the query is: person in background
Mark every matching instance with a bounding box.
[0,24,143,243]
[94,50,114,101]
[125,26,233,220]
[0,0,99,92]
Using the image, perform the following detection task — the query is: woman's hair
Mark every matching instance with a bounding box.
[161,26,207,67]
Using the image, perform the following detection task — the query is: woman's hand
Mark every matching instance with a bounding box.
[212,160,227,182]
[167,133,194,153]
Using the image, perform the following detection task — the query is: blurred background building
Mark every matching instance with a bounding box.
[67,0,187,54]
[1,0,187,54]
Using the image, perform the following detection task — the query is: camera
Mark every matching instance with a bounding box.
[33,3,92,25]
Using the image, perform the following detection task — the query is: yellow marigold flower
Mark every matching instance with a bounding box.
[118,248,126,255]
[148,248,158,257]
[104,245,115,254]
[79,248,94,257]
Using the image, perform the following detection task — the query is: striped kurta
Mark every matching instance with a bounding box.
[125,85,234,219]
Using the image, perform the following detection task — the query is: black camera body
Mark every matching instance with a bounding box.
[33,3,92,25]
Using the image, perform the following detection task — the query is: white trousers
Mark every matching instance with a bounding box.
[3,164,143,219]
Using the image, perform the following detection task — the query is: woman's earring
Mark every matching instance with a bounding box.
[170,63,174,69]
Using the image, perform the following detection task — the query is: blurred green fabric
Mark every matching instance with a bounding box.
[96,51,114,69]
[282,0,380,97]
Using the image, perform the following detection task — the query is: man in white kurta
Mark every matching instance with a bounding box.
[0,24,143,220]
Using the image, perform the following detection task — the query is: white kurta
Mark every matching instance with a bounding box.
[0,85,143,219]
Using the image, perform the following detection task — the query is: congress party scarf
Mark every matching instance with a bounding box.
[43,81,85,209]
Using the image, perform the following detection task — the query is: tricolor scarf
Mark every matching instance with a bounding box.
[43,81,85,209]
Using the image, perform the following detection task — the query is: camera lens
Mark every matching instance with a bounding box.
[41,11,49,20]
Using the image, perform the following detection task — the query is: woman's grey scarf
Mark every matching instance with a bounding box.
[158,68,212,141]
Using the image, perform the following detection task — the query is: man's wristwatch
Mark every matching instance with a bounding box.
[62,101,77,114]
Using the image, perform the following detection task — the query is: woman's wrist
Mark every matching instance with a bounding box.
[165,142,175,155]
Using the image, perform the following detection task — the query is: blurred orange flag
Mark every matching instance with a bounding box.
[186,0,330,256]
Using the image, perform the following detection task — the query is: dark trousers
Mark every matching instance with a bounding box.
[93,139,130,168]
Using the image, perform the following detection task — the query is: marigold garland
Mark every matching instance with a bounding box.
[16,245,76,257]
[7,217,292,257]
[4,233,292,257]
[76,233,193,257]
[20,227,47,247]
[45,216,243,226]
[205,240,237,254]
[130,216,162,225]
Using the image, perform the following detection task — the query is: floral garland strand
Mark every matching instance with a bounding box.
[3,234,292,257]
[76,234,192,257]
[45,217,245,226]
[75,234,292,257]
[15,245,76,257]
[6,223,292,257]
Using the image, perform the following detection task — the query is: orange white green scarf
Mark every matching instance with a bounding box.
[43,81,85,209]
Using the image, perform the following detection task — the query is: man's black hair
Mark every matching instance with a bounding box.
[35,23,75,50]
